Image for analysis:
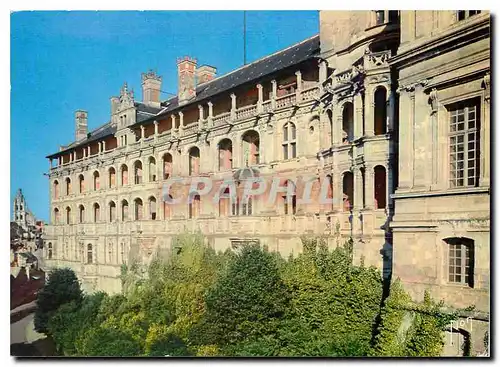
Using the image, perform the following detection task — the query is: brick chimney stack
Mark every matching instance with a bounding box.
[196,65,217,85]
[177,56,197,106]
[75,110,88,141]
[141,70,162,108]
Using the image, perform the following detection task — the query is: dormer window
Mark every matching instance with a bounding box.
[457,10,481,21]
[375,10,385,25]
[374,10,398,26]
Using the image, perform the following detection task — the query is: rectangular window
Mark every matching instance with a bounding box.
[448,240,474,287]
[449,99,480,188]
[458,10,480,21]
[375,10,385,25]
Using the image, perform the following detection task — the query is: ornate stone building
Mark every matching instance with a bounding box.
[43,10,490,356]
[12,188,36,232]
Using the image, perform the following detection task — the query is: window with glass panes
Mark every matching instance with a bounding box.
[457,10,481,21]
[449,100,480,188]
[282,122,297,160]
[447,238,474,287]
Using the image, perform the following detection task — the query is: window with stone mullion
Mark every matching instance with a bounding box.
[449,102,479,188]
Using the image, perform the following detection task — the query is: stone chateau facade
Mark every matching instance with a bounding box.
[43,11,490,355]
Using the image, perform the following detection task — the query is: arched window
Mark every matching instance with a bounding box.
[65,177,72,196]
[134,161,143,184]
[93,203,100,223]
[53,180,59,199]
[342,172,354,212]
[374,165,387,209]
[163,195,173,219]
[445,237,474,287]
[78,205,85,223]
[78,174,85,193]
[188,194,200,219]
[121,200,129,221]
[219,187,231,217]
[54,208,60,224]
[121,164,129,186]
[87,243,93,264]
[109,201,116,222]
[162,153,173,180]
[109,167,116,188]
[189,147,200,175]
[148,196,157,220]
[283,180,297,215]
[93,171,100,191]
[48,243,53,260]
[65,206,71,224]
[342,102,354,143]
[242,130,260,166]
[282,122,297,160]
[218,139,233,170]
[148,157,157,182]
[374,87,387,135]
[134,198,143,220]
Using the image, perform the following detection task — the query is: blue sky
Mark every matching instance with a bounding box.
[11,11,319,221]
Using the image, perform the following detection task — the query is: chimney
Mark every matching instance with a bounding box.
[141,70,162,108]
[75,110,88,141]
[196,65,217,85]
[177,56,197,106]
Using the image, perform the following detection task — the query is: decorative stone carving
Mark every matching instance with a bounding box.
[482,72,490,101]
[397,79,430,94]
[428,88,438,114]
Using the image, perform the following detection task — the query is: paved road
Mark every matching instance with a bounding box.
[11,300,36,315]
[10,312,46,345]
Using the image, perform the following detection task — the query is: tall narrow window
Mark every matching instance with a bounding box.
[374,87,387,135]
[163,153,173,180]
[109,167,116,188]
[54,208,60,224]
[65,178,72,196]
[188,194,200,219]
[66,207,71,224]
[93,171,100,191]
[189,147,200,175]
[342,172,354,212]
[48,243,53,260]
[134,161,143,184]
[218,139,233,170]
[53,180,59,199]
[449,99,480,188]
[374,165,387,209]
[109,201,116,222]
[342,102,354,143]
[79,205,85,223]
[148,157,157,182]
[149,196,157,220]
[446,238,474,287]
[87,243,93,264]
[282,122,297,160]
[282,180,297,215]
[121,200,129,221]
[121,164,129,186]
[134,198,143,220]
[242,130,260,166]
[78,174,85,193]
[93,203,100,223]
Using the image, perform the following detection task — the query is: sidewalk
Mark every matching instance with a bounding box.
[10,300,36,315]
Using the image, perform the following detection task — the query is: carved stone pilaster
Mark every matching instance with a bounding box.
[429,88,438,115]
[482,73,490,101]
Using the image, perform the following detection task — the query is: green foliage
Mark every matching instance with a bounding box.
[34,268,82,333]
[43,233,468,358]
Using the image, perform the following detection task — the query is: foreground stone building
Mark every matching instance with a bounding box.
[43,10,490,355]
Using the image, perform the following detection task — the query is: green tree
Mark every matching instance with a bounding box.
[34,268,82,333]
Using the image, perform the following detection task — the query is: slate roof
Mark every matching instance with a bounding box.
[47,34,320,159]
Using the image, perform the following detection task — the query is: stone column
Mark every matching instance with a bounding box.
[354,93,364,139]
[102,141,106,152]
[295,71,302,103]
[331,171,341,211]
[365,165,374,209]
[154,120,159,138]
[364,85,374,136]
[353,167,363,211]
[318,60,327,94]
[87,146,91,157]
[207,102,213,127]
[230,94,237,121]
[387,161,394,211]
[429,88,439,189]
[82,148,86,159]
[230,133,239,168]
[332,105,341,146]
[271,80,277,109]
[256,84,263,113]
[49,159,53,169]
[178,112,184,134]
[481,73,490,187]
[198,105,204,129]
[140,126,145,141]
[387,88,395,133]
